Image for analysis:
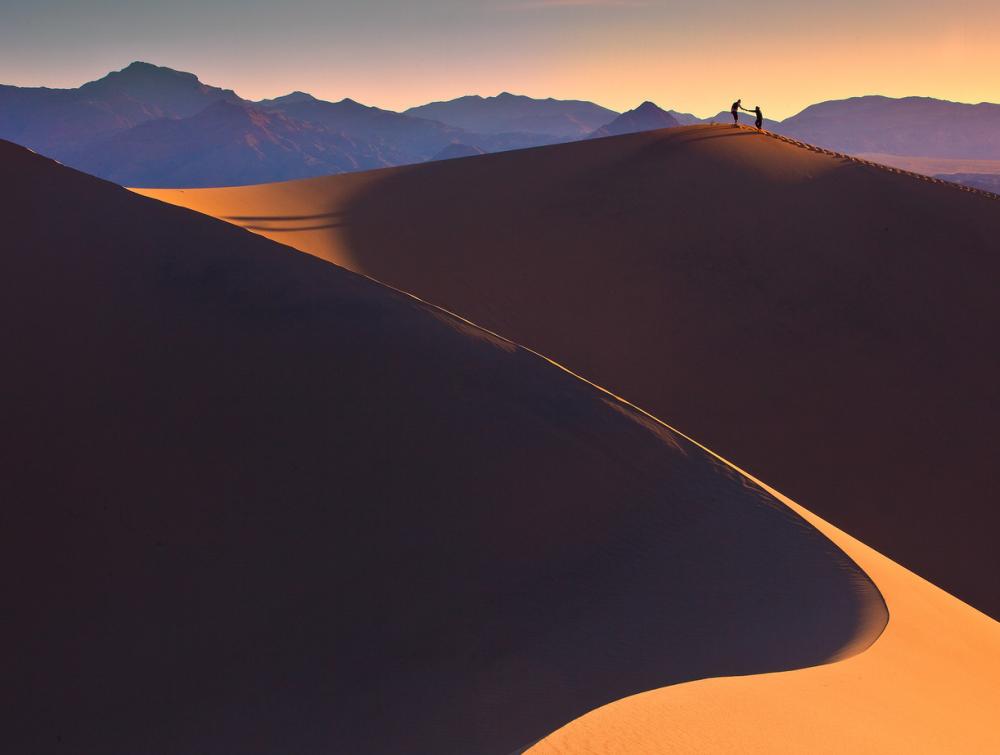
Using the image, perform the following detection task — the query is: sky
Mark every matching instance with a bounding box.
[1,0,998,118]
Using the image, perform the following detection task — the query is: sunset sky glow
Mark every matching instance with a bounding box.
[2,0,998,118]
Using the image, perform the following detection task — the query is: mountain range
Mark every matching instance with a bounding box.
[3,61,999,187]
[404,91,617,137]
[0,61,241,160]
[66,100,397,188]
[778,95,1000,158]
[0,62,568,187]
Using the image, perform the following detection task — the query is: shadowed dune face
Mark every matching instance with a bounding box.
[139,124,1000,619]
[1,140,884,754]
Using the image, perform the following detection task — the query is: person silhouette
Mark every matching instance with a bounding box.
[731,99,743,127]
[753,105,763,131]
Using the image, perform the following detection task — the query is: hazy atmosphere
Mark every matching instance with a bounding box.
[3,0,998,116]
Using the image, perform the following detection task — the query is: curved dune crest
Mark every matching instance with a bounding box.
[2,140,883,754]
[528,455,1000,754]
[137,124,1000,620]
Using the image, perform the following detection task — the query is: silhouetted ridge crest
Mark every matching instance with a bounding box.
[590,101,680,137]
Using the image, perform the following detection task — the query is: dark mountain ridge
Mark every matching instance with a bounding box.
[589,101,680,137]
[66,99,396,188]
[0,61,240,157]
[405,91,619,137]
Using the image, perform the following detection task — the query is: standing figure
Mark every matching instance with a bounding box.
[731,99,743,127]
[753,105,763,131]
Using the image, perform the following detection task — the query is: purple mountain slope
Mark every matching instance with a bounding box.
[405,92,618,137]
[68,100,395,188]
[0,62,239,157]
[590,101,680,137]
[777,96,1000,158]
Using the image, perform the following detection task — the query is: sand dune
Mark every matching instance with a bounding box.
[2,139,884,754]
[138,124,1000,620]
[529,451,1000,753]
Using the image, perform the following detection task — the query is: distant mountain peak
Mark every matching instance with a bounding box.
[256,91,318,107]
[122,61,159,72]
[404,92,618,137]
[94,61,201,85]
[73,61,240,120]
[634,100,662,112]
[590,101,679,138]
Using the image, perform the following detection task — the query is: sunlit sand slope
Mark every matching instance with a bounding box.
[529,453,1000,754]
[138,124,1000,619]
[2,139,883,754]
